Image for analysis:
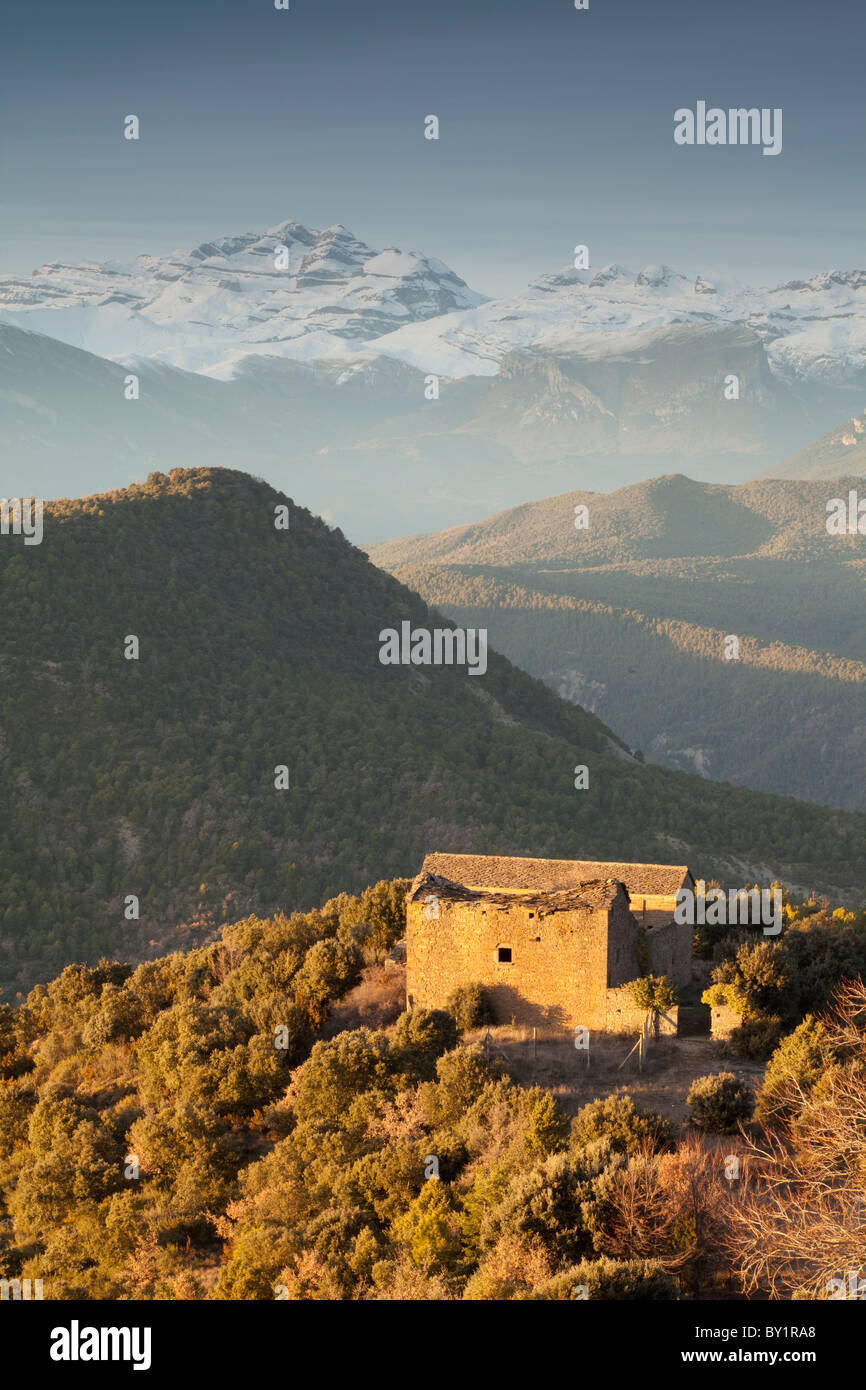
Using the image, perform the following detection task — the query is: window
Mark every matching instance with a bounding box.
[497,946,512,963]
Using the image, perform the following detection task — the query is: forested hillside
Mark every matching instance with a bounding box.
[370,474,866,810]
[1,467,864,999]
[2,877,865,1300]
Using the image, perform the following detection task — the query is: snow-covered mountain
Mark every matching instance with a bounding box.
[2,223,866,388]
[5,223,866,538]
[0,220,486,375]
[372,264,866,386]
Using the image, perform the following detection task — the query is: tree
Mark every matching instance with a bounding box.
[625,974,678,1018]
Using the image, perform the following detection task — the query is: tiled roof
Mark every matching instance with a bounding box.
[419,853,692,898]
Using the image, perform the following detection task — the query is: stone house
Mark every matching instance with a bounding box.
[405,853,694,1034]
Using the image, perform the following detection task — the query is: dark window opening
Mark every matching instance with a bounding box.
[497,947,512,963]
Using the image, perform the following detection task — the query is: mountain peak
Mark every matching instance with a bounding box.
[589,263,634,287]
[0,219,484,372]
[634,264,689,288]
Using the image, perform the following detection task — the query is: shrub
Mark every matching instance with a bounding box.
[728,1014,784,1061]
[520,1088,570,1160]
[756,1015,834,1124]
[391,1008,459,1082]
[213,1224,299,1301]
[390,1180,463,1273]
[330,879,411,958]
[0,1080,37,1160]
[462,1233,554,1300]
[419,1046,501,1127]
[444,984,492,1031]
[687,1073,755,1133]
[301,1207,377,1291]
[479,1150,615,1263]
[531,1255,679,1301]
[704,944,788,1022]
[571,1094,672,1157]
[292,1029,394,1125]
[292,939,362,1010]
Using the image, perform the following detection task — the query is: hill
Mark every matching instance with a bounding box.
[1,467,864,997]
[761,409,866,479]
[369,474,866,811]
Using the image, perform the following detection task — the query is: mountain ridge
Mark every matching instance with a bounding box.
[2,221,866,390]
[0,219,485,375]
[368,473,866,810]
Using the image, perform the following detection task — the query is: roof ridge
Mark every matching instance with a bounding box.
[418,852,692,896]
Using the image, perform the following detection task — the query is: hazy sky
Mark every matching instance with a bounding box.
[2,0,863,297]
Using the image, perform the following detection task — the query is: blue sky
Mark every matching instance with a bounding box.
[2,0,863,296]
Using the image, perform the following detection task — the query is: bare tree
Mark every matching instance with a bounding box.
[598,1135,733,1293]
[723,978,866,1299]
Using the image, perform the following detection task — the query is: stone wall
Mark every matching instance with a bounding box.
[627,892,684,928]
[406,886,640,1030]
[710,1002,743,1039]
[646,918,693,987]
[606,894,642,988]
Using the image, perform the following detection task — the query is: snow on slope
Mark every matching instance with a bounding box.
[368,265,866,385]
[0,220,486,376]
[2,223,866,388]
